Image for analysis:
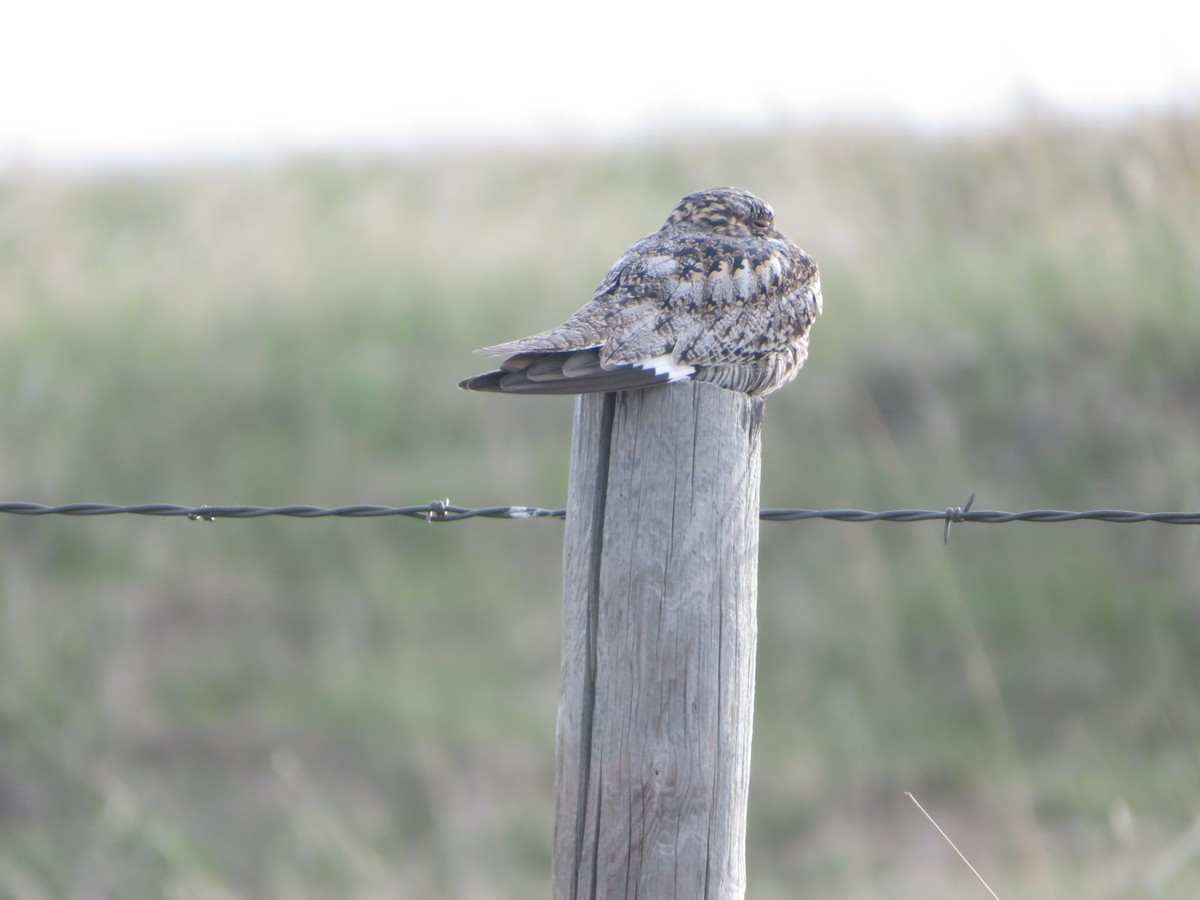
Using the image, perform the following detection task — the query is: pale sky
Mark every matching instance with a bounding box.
[1,0,1197,167]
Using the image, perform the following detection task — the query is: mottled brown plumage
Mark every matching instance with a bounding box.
[459,187,822,396]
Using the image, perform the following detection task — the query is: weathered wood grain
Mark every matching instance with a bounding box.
[554,381,764,900]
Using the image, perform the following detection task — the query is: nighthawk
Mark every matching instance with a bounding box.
[458,187,822,396]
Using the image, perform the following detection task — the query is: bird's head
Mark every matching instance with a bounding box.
[664,187,777,236]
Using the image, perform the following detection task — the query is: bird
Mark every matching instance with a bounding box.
[458,186,822,397]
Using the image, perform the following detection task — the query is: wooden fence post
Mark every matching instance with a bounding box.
[553,380,764,899]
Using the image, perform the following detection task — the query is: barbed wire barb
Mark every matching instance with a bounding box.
[944,492,976,545]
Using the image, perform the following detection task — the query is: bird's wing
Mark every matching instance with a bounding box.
[457,348,672,394]
[461,231,820,395]
[475,233,675,358]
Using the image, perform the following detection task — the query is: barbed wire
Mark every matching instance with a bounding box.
[0,501,559,522]
[3,497,1199,537]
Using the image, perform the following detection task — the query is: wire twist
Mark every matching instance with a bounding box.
[2,499,1199,531]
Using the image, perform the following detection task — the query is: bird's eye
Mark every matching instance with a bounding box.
[752,218,771,230]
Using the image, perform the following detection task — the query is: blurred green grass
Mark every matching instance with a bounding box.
[2,110,1199,898]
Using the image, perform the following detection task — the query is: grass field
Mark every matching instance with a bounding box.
[2,110,1199,897]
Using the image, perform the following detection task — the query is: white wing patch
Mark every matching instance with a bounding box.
[733,265,755,298]
[669,279,705,305]
[636,353,696,382]
[758,256,783,287]
[642,255,678,277]
[709,271,734,305]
